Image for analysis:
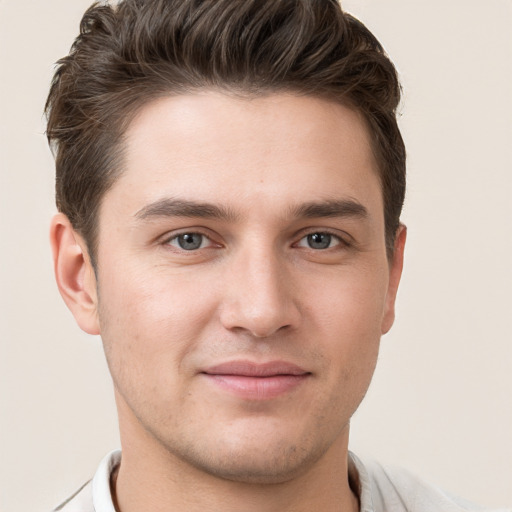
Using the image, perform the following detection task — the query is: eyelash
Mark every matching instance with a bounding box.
[162,229,350,253]
[163,230,219,251]
[294,230,348,250]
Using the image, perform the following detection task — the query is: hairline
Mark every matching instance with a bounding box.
[83,86,396,269]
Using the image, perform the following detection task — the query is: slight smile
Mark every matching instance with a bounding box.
[201,360,311,400]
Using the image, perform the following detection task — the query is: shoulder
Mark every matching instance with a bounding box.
[349,452,511,512]
[52,480,93,512]
[51,450,121,512]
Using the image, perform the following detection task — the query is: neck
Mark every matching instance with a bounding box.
[113,397,359,512]
[114,440,359,512]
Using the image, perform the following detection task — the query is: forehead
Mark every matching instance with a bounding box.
[107,92,382,221]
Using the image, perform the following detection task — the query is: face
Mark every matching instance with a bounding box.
[90,92,403,483]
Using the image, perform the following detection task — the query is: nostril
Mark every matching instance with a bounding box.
[220,307,296,338]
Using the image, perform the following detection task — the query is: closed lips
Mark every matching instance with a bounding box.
[202,360,310,377]
[201,360,311,400]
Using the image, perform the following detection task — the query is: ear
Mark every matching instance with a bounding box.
[381,224,407,334]
[50,213,100,335]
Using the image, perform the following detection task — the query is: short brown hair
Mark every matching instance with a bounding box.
[45,0,405,264]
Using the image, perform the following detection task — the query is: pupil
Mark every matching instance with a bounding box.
[308,233,331,249]
[178,233,202,250]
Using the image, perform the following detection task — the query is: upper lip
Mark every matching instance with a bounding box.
[202,360,310,377]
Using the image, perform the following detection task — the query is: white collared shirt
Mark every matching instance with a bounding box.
[53,450,511,512]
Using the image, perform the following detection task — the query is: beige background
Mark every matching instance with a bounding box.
[1,1,511,511]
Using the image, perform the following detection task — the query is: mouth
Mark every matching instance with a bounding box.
[201,360,311,400]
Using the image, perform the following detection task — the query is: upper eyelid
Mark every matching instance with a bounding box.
[162,232,220,254]
[158,227,352,247]
[294,227,352,244]
[161,227,217,243]
[167,233,214,251]
[294,233,347,250]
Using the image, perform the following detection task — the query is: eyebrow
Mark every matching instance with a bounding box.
[289,199,368,220]
[135,198,240,222]
[134,197,368,223]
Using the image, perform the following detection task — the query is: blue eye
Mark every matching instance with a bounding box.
[297,232,341,250]
[168,233,207,251]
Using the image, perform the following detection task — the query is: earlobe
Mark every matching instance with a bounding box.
[381,224,407,334]
[50,213,100,335]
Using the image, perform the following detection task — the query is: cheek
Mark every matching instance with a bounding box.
[305,263,389,338]
[96,265,219,385]
[303,266,387,391]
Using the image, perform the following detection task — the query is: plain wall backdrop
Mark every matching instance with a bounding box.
[0,1,511,511]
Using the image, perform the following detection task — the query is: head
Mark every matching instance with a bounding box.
[47,0,406,490]
[46,0,405,267]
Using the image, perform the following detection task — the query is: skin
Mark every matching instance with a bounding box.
[51,92,406,512]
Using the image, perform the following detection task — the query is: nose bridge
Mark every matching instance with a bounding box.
[220,239,298,337]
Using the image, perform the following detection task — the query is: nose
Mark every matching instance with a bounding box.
[219,245,301,338]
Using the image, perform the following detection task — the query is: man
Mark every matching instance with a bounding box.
[45,1,509,511]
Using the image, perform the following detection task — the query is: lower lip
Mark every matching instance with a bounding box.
[203,374,309,400]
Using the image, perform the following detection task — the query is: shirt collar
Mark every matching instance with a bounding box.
[348,451,375,512]
[92,449,121,512]
[93,449,374,512]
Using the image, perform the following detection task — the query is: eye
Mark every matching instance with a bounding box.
[166,232,211,251]
[296,232,342,250]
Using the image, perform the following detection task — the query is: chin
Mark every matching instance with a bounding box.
[185,445,326,484]
[159,423,339,485]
